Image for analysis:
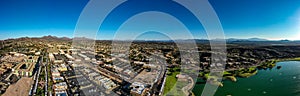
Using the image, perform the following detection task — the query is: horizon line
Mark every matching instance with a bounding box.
[0,35,299,41]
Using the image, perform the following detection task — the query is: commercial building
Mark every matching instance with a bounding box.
[130,82,147,96]
[58,64,68,72]
[12,56,39,77]
[49,53,64,64]
[53,82,68,96]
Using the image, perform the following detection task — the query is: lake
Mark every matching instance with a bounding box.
[193,61,300,96]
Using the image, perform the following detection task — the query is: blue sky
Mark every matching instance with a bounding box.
[0,0,300,40]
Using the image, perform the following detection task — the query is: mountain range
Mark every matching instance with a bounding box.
[2,36,299,42]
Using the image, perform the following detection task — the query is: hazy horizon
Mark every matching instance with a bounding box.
[1,35,299,41]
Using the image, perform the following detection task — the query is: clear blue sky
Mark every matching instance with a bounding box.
[0,0,300,40]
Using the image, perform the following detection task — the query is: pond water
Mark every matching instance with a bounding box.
[193,61,300,96]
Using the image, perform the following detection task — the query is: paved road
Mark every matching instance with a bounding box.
[182,77,194,96]
[4,71,13,81]
[45,58,48,96]
[29,56,42,96]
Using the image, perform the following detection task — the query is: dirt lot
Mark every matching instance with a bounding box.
[2,77,33,96]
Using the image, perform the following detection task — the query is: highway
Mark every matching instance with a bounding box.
[45,58,48,96]
[29,55,43,96]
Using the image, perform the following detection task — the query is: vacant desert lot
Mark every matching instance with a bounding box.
[3,77,33,96]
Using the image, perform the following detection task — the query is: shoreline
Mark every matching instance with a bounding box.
[192,57,300,95]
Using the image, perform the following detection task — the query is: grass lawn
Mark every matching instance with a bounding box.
[237,70,258,78]
[166,81,187,96]
[163,71,180,95]
[290,57,300,61]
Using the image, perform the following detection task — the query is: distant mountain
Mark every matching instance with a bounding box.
[40,35,71,41]
[146,38,270,43]
[226,38,269,42]
[6,35,72,42]
[4,36,299,43]
[247,38,269,41]
[279,39,290,42]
